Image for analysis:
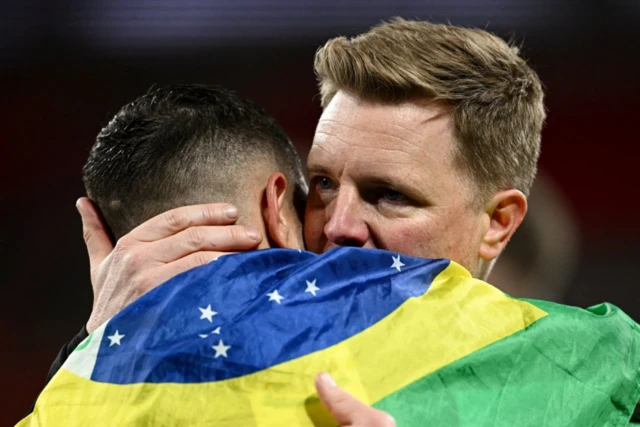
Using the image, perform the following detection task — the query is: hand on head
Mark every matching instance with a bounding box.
[78,197,396,426]
[77,197,262,333]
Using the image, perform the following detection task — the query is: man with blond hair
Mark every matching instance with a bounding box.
[42,19,640,425]
[305,18,544,280]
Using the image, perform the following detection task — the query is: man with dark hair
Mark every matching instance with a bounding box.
[84,83,307,244]
[43,82,309,377]
[82,84,310,334]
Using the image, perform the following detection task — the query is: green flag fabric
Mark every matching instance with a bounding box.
[375,300,640,426]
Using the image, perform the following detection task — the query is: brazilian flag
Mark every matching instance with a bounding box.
[20,248,640,426]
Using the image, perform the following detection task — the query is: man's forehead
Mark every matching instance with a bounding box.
[310,120,453,173]
[320,91,449,127]
[312,92,454,156]
[308,139,425,174]
[313,119,424,152]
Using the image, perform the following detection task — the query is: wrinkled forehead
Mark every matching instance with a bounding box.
[317,91,451,137]
[309,92,458,181]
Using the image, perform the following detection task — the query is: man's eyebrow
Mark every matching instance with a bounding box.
[366,176,397,188]
[307,163,331,175]
[364,174,426,195]
[364,175,419,192]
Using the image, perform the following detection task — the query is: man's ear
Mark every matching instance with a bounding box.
[479,189,528,262]
[262,172,298,249]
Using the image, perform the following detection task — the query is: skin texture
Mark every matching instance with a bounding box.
[305,91,525,278]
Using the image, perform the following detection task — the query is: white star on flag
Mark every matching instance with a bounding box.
[199,304,217,322]
[391,255,405,272]
[107,330,125,347]
[212,339,230,358]
[199,326,222,339]
[305,279,320,296]
[267,290,284,304]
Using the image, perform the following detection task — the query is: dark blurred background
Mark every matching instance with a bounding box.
[2,1,639,424]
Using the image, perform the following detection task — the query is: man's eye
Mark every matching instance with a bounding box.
[317,177,334,190]
[382,189,407,202]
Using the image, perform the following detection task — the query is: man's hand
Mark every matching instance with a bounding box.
[315,373,396,427]
[77,197,263,333]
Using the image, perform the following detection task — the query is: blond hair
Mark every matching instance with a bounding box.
[314,18,545,198]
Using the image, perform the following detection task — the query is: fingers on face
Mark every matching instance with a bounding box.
[130,203,241,241]
[78,197,114,266]
[149,225,262,263]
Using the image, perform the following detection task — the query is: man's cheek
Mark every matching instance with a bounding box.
[303,211,324,252]
[383,227,429,257]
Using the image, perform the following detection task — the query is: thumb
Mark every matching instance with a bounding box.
[315,373,396,427]
[77,197,113,282]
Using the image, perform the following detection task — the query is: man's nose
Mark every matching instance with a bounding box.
[324,187,369,247]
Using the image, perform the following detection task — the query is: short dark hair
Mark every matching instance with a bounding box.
[83,84,307,240]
